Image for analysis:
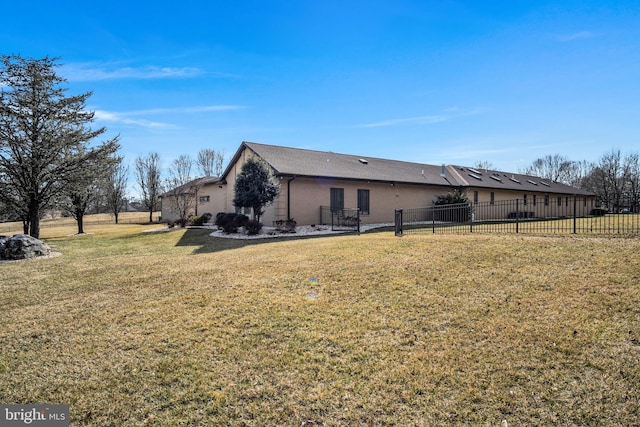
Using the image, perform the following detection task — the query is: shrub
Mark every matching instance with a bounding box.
[274,218,297,233]
[175,218,188,228]
[188,213,213,226]
[215,212,249,233]
[167,220,175,228]
[590,208,607,216]
[201,212,213,223]
[434,190,471,223]
[245,220,263,235]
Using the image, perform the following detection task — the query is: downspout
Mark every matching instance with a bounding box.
[287,176,296,220]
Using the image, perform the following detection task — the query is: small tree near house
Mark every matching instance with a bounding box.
[232,158,280,224]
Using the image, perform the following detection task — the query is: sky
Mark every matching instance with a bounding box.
[2,1,639,190]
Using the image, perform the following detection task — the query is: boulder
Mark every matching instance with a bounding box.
[0,234,52,260]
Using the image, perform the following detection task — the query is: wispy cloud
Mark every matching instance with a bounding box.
[62,63,206,81]
[357,107,486,128]
[358,115,450,128]
[92,105,244,129]
[93,110,174,129]
[124,105,245,116]
[556,31,598,42]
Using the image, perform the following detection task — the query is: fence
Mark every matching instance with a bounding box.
[319,206,361,232]
[395,197,639,236]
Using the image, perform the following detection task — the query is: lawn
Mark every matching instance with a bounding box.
[1,224,639,426]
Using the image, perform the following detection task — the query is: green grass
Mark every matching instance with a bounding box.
[1,224,639,425]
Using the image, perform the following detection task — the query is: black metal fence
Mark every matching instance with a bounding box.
[319,206,361,232]
[395,197,639,236]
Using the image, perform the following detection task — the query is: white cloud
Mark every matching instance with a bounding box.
[93,110,173,129]
[62,63,205,81]
[357,107,486,128]
[92,105,243,129]
[556,31,598,42]
[358,115,450,128]
[124,105,245,116]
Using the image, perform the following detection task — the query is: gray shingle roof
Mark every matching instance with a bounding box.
[224,142,592,196]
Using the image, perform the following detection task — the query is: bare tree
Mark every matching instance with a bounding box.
[135,153,162,223]
[165,155,198,223]
[474,161,493,171]
[623,152,640,212]
[0,54,119,238]
[64,149,119,234]
[105,158,129,224]
[521,154,576,184]
[197,148,225,177]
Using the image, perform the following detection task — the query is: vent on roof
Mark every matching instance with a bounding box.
[468,173,482,180]
[441,164,446,178]
[468,167,482,175]
[490,175,503,182]
[359,158,368,164]
[540,181,550,187]
[527,179,538,185]
[510,176,521,184]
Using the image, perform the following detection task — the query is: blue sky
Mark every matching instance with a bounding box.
[2,1,639,184]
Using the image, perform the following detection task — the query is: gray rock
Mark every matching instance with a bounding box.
[0,234,52,260]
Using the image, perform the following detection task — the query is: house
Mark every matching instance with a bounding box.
[160,141,596,225]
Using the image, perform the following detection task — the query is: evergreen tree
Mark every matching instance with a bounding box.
[0,54,119,238]
[232,158,279,223]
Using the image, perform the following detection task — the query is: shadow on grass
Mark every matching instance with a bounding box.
[175,228,359,255]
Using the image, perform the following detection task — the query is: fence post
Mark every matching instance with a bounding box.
[394,209,403,236]
[357,209,360,235]
[432,202,436,233]
[573,196,577,234]
[515,198,519,234]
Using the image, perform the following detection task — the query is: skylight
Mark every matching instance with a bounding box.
[468,167,482,175]
[468,173,482,180]
[509,176,521,183]
[359,158,368,164]
[490,175,503,182]
[540,181,550,187]
[527,179,538,185]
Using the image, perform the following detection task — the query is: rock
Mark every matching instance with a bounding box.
[0,234,52,260]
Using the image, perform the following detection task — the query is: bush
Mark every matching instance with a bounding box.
[188,213,213,226]
[175,218,188,228]
[215,212,249,233]
[245,220,263,235]
[274,218,297,233]
[590,208,607,216]
[434,191,471,223]
[167,220,175,228]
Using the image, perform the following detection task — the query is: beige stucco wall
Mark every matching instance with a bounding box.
[266,177,453,225]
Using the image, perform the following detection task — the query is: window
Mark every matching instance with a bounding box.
[330,188,344,213]
[473,191,478,204]
[557,197,562,206]
[490,192,495,205]
[199,195,210,203]
[533,195,537,206]
[357,189,370,215]
[523,194,527,205]
[544,195,549,206]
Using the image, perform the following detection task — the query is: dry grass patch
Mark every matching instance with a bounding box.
[1,226,639,425]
